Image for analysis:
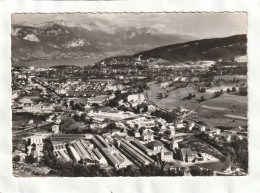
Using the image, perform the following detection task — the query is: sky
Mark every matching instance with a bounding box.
[12,12,247,39]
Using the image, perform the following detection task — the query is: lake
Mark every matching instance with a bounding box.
[12,57,103,68]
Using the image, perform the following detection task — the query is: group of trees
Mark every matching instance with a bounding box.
[108,90,128,108]
[199,96,207,103]
[226,87,237,93]
[25,154,38,164]
[69,101,85,111]
[184,93,196,100]
[151,110,177,123]
[157,92,169,99]
[239,86,247,96]
[102,122,118,134]
[198,87,206,93]
[196,133,248,172]
[230,139,248,172]
[189,166,213,176]
[13,155,21,163]
[214,89,224,98]
[114,164,184,177]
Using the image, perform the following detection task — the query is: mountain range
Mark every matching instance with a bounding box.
[11,20,194,62]
[99,34,247,65]
[133,34,247,62]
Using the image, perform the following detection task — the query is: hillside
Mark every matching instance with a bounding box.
[11,20,194,62]
[133,34,247,62]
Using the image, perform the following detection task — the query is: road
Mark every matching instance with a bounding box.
[182,95,222,118]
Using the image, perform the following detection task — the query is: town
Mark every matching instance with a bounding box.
[12,53,248,177]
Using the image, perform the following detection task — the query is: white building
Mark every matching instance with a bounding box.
[29,66,35,71]
[142,129,154,141]
[186,122,195,131]
[88,110,136,122]
[176,122,185,129]
[52,125,60,134]
[134,131,141,138]
[200,125,206,132]
[160,82,171,88]
[161,149,174,163]
[147,105,156,112]
[169,125,175,138]
[84,134,93,140]
[127,93,145,103]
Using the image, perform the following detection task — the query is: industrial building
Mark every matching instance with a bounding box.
[53,143,71,162]
[68,145,81,162]
[92,135,130,169]
[118,139,154,166]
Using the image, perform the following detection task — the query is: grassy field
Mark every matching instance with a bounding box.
[147,81,247,128]
[187,93,247,127]
[206,85,239,94]
[147,82,214,111]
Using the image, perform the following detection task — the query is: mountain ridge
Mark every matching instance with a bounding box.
[133,34,247,62]
[12,20,194,62]
[98,34,247,65]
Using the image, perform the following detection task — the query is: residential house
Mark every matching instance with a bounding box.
[142,129,154,141]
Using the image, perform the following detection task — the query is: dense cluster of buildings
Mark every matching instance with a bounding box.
[12,56,248,175]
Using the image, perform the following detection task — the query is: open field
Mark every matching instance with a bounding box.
[187,93,247,127]
[201,105,227,111]
[147,81,247,127]
[206,85,239,94]
[147,82,214,111]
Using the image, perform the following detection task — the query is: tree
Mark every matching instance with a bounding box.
[25,155,38,164]
[200,96,205,102]
[143,105,148,112]
[13,155,20,163]
[108,99,118,107]
[232,87,237,92]
[134,106,141,114]
[200,87,206,93]
[69,101,75,109]
[187,93,193,100]
[91,103,99,109]
[104,122,117,134]
[220,89,224,94]
[75,103,85,111]
[227,88,231,93]
[115,90,121,96]
[214,91,221,98]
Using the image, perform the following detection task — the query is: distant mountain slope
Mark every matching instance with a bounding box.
[11,20,194,62]
[133,34,247,62]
